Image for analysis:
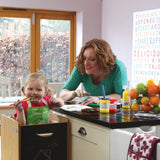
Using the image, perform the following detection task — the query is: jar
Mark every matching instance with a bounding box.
[109,99,118,113]
[99,98,110,113]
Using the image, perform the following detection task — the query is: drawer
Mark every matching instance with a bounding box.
[70,117,109,145]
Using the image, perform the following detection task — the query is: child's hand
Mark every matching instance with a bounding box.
[49,97,59,104]
[49,97,64,107]
[13,101,23,112]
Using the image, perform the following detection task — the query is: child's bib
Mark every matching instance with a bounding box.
[26,99,49,125]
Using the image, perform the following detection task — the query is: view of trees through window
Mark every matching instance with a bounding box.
[40,19,70,83]
[0,17,31,96]
[0,12,73,97]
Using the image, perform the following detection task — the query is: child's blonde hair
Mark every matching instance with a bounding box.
[21,72,53,96]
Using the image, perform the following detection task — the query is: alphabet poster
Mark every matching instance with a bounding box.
[132,9,160,83]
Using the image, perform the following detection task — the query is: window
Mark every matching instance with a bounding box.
[0,8,76,97]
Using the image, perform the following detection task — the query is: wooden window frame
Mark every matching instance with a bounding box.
[0,7,76,74]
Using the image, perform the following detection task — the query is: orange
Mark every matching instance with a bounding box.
[149,96,160,106]
[146,79,154,87]
[147,83,159,96]
[158,81,160,91]
[131,103,140,112]
[141,104,153,112]
[129,88,139,100]
[141,96,149,105]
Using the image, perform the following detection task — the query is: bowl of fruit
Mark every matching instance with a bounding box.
[129,80,160,115]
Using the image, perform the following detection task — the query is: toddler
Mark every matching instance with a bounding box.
[14,72,64,125]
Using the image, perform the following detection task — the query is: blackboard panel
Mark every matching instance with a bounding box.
[21,123,67,160]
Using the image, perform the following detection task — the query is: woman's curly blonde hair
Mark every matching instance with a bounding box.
[76,38,116,78]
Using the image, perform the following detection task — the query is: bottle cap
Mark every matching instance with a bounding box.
[99,100,110,104]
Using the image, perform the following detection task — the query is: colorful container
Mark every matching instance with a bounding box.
[109,99,118,113]
[99,98,110,113]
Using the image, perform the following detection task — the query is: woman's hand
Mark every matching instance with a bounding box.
[73,89,90,97]
[80,96,99,106]
[60,89,90,102]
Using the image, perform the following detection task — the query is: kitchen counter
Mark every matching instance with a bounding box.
[52,107,160,129]
[52,107,160,160]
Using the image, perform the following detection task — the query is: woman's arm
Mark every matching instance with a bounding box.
[60,88,90,102]
[60,89,76,102]
[60,67,85,101]
[80,93,121,106]
[104,93,121,100]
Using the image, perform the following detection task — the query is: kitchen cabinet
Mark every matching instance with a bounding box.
[52,111,110,160]
[110,126,160,159]
[52,108,160,160]
[69,116,109,160]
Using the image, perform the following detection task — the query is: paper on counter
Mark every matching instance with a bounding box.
[60,104,91,111]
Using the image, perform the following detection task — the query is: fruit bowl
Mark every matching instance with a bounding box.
[129,80,160,114]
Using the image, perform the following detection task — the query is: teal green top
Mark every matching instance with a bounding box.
[61,59,127,96]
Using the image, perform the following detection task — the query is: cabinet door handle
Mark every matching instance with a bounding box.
[78,127,87,136]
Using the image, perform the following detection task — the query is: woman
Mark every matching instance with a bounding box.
[60,38,127,105]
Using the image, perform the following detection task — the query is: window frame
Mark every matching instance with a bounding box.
[0,7,76,74]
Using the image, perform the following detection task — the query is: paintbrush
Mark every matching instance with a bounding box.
[9,97,35,106]
[21,97,35,102]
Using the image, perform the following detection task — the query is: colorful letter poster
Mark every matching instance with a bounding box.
[132,9,160,84]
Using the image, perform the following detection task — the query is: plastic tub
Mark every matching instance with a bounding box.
[109,99,118,113]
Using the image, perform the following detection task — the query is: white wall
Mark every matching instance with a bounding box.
[0,0,102,55]
[102,0,160,82]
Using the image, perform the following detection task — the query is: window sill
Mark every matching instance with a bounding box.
[0,96,23,109]
[0,103,13,109]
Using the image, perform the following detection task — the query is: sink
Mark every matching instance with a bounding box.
[110,125,160,160]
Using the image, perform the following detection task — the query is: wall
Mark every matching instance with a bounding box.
[102,0,160,82]
[2,0,160,82]
[0,0,102,55]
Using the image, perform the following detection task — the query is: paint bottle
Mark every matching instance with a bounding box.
[122,90,130,116]
[99,98,110,113]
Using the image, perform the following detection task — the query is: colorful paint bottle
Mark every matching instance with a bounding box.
[99,98,110,113]
[122,90,130,116]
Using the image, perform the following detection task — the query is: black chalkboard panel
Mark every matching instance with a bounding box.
[20,123,67,160]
